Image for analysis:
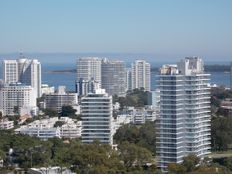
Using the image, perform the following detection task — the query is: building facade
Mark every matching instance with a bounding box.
[126,68,132,91]
[131,60,151,91]
[81,89,113,145]
[2,58,42,97]
[76,57,102,84]
[75,78,100,96]
[0,83,37,116]
[2,60,18,83]
[0,119,14,130]
[101,59,126,96]
[15,117,81,140]
[156,57,211,172]
[45,86,78,113]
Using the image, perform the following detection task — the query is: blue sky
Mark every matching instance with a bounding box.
[0,0,232,61]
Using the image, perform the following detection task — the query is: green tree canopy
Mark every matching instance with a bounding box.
[60,105,77,117]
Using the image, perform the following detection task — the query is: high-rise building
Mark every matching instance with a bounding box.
[126,68,132,91]
[17,59,41,98]
[2,58,42,98]
[75,78,100,96]
[2,60,18,83]
[101,59,126,96]
[81,89,113,145]
[45,86,78,113]
[131,60,151,91]
[76,57,102,84]
[0,83,37,116]
[156,57,211,172]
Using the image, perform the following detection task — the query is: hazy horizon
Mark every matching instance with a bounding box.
[0,1,232,62]
[0,52,231,65]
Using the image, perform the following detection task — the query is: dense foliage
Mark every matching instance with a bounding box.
[114,121,156,154]
[2,87,232,173]
[210,88,232,118]
[211,117,232,151]
[168,155,232,174]
[0,131,157,173]
[60,105,77,117]
[113,88,149,109]
[210,88,232,151]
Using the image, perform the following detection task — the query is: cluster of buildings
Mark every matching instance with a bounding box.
[0,56,213,172]
[0,58,41,117]
[76,57,151,96]
[0,56,153,144]
[75,57,152,146]
[15,117,82,140]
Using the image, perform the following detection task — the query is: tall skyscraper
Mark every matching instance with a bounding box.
[17,59,41,98]
[2,60,18,83]
[101,59,126,96]
[2,58,41,98]
[76,57,102,85]
[81,89,113,145]
[126,68,132,91]
[156,57,211,172]
[131,60,151,91]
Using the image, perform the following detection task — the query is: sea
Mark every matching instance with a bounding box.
[41,63,230,92]
[0,53,230,91]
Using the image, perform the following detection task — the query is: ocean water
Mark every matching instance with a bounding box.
[0,55,230,91]
[42,63,230,91]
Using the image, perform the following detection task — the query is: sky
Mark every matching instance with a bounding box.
[0,0,232,62]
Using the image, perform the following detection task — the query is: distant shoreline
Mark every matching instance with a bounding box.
[46,69,76,74]
[46,64,231,74]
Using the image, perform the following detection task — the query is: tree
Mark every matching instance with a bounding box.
[54,121,65,127]
[211,117,232,151]
[113,88,149,109]
[43,108,58,117]
[60,106,76,117]
[114,122,156,154]
[168,163,185,174]
[0,111,3,120]
[118,142,153,170]
[223,157,232,171]
[182,154,200,172]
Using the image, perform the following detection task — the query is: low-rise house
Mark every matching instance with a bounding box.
[15,117,81,140]
[0,119,14,130]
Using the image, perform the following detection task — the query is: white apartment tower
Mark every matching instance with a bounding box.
[2,58,41,98]
[0,83,37,116]
[126,68,132,91]
[76,57,102,85]
[132,60,151,91]
[81,89,113,145]
[101,59,126,96]
[156,57,211,172]
[3,60,18,83]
